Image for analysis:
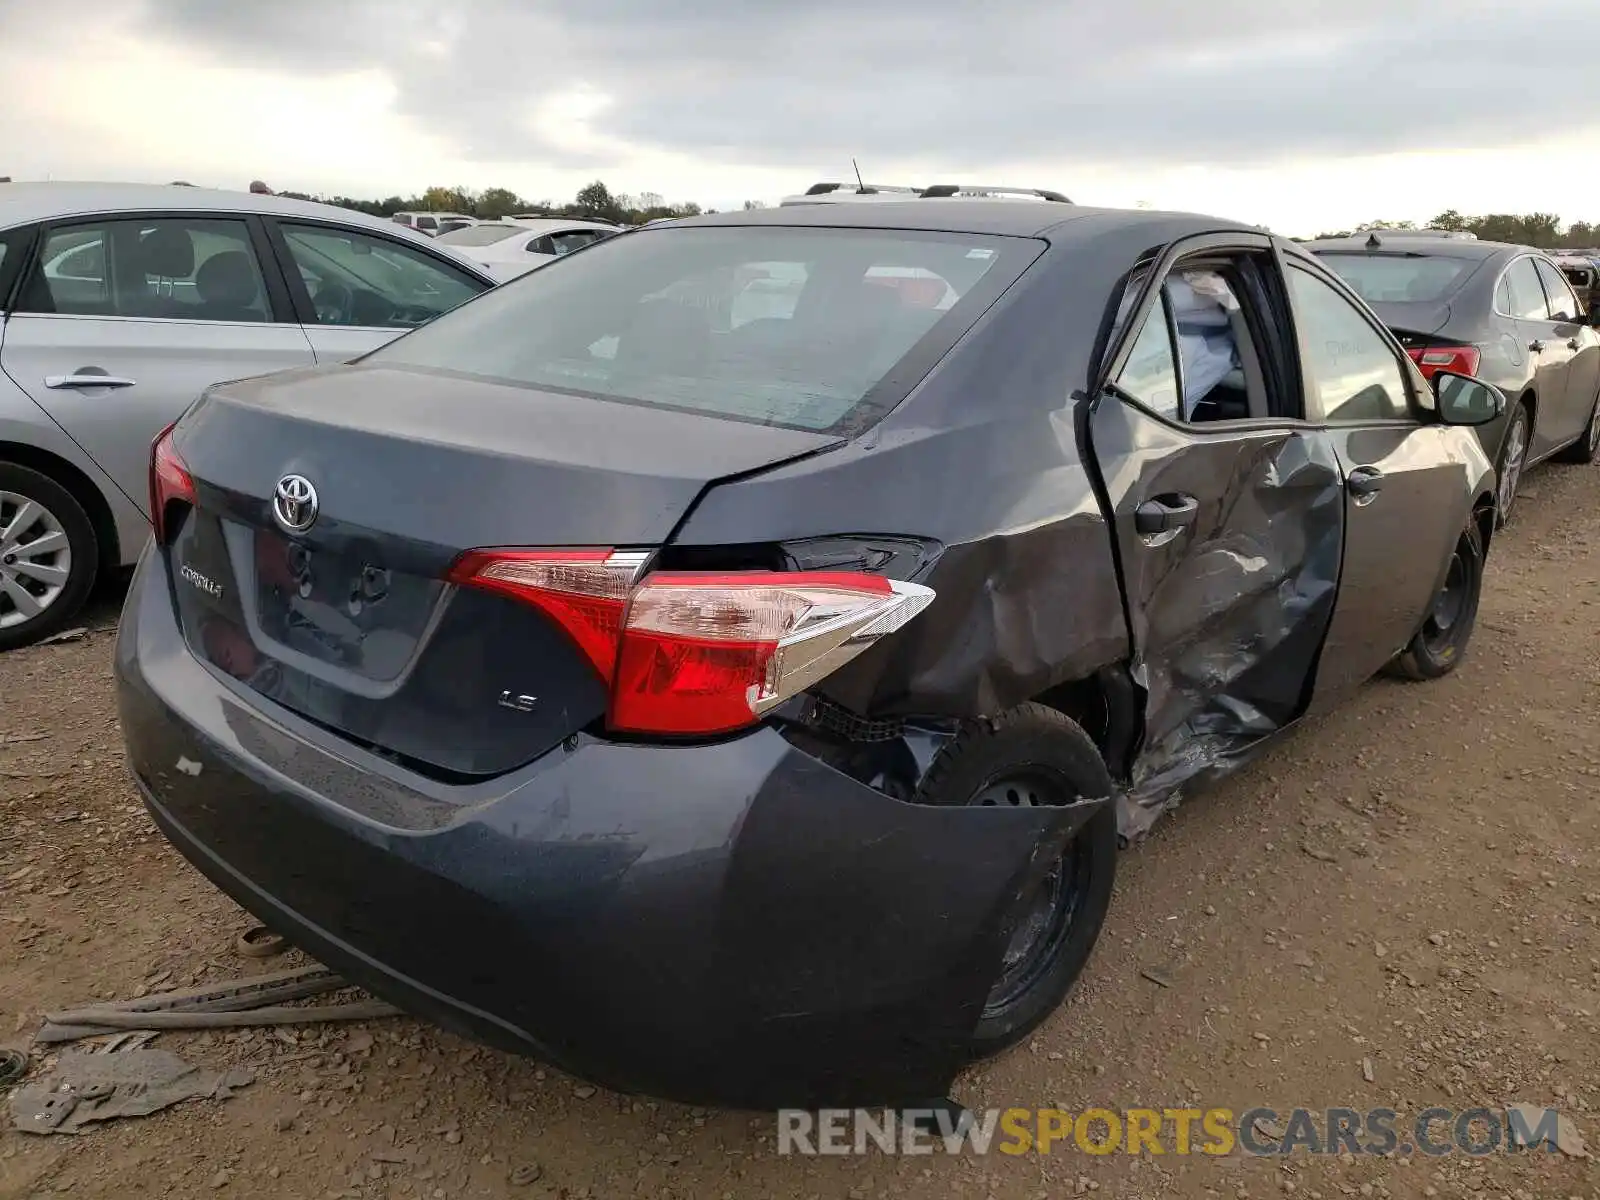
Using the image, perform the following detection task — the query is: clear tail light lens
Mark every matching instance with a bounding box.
[149,422,197,544]
[1406,345,1481,380]
[447,553,935,736]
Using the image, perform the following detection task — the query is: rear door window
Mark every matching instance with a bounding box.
[369,226,1036,434]
[1503,257,1551,320]
[17,217,273,322]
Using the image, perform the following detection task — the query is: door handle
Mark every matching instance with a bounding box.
[1133,493,1200,535]
[1529,340,1545,353]
[44,373,136,390]
[1346,467,1384,497]
[1569,338,1581,351]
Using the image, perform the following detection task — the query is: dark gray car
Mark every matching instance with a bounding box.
[118,203,1502,1110]
[1306,233,1600,523]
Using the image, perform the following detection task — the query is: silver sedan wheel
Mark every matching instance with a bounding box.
[0,491,74,631]
[1498,407,1528,520]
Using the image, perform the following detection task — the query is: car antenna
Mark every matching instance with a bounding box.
[1366,232,1382,249]
[852,158,868,194]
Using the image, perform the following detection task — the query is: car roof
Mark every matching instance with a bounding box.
[1302,233,1515,259]
[0,182,434,240]
[666,200,1245,241]
[504,218,617,234]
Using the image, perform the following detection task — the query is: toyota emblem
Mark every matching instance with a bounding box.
[272,474,319,534]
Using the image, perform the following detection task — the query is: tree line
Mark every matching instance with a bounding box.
[269,180,732,225]
[1310,211,1599,248]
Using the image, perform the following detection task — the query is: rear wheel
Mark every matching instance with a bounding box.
[914,702,1118,1060]
[1383,518,1484,682]
[0,463,99,653]
[1554,388,1600,464]
[1494,400,1531,526]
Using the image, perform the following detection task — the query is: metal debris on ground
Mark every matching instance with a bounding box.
[0,1046,28,1087]
[33,964,401,1045]
[35,627,89,646]
[234,925,290,959]
[8,1048,253,1134]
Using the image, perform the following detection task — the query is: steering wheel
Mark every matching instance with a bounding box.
[311,281,354,325]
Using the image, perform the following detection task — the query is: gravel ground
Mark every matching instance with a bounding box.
[2,460,1599,1200]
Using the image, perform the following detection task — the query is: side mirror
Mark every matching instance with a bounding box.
[1433,371,1505,427]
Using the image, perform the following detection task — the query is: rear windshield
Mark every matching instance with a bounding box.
[436,224,524,247]
[368,226,1033,434]
[1313,252,1478,303]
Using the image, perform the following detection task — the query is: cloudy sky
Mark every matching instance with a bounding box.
[2,0,1597,235]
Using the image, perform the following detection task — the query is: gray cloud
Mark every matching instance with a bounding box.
[137,0,1600,173]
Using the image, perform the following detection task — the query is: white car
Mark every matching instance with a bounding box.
[0,182,498,649]
[389,211,474,237]
[433,219,620,280]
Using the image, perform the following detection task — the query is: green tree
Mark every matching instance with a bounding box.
[421,185,474,213]
[475,187,524,220]
[1428,210,1469,232]
[574,180,624,222]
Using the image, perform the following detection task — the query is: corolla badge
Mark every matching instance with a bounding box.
[272,474,319,534]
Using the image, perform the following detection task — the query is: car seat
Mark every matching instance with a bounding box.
[194,251,265,323]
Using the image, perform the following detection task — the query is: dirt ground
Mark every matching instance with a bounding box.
[3,461,1599,1200]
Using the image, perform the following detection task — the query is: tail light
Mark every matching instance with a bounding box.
[447,550,935,736]
[1406,345,1481,380]
[149,422,196,544]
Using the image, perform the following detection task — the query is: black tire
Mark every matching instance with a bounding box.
[914,702,1118,1060]
[1494,400,1531,527]
[0,462,99,653]
[1554,388,1600,465]
[1383,518,1484,682]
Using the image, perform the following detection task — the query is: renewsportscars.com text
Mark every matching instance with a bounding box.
[777,1105,1568,1157]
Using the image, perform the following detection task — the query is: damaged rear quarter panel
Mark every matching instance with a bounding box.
[670,218,1209,716]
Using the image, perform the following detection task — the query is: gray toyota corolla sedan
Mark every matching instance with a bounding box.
[1306,232,1600,524]
[117,201,1503,1110]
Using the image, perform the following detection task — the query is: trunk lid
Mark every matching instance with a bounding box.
[164,363,841,778]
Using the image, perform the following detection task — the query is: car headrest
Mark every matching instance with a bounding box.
[139,226,195,279]
[195,251,259,307]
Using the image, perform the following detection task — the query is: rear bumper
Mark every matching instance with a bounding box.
[115,545,1096,1109]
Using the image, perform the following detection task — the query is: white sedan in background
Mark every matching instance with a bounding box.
[433,218,620,280]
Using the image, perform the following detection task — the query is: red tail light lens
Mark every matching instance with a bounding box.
[444,549,648,681]
[1406,345,1481,380]
[447,553,935,736]
[149,422,197,544]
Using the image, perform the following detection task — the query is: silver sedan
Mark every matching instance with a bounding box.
[0,182,498,649]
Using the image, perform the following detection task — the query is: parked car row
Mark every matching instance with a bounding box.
[108,190,1576,1116]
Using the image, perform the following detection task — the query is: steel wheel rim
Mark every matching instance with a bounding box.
[1499,410,1527,516]
[1422,548,1468,650]
[976,770,1091,1018]
[0,490,73,630]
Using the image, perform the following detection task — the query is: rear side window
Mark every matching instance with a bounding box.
[1313,252,1475,303]
[369,226,1035,434]
[16,218,272,322]
[1503,257,1549,320]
